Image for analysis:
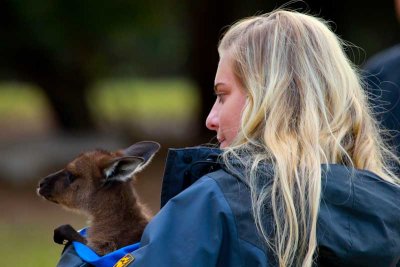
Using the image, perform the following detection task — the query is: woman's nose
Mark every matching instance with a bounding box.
[206,103,219,131]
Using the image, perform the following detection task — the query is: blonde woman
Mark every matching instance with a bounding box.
[57,10,400,267]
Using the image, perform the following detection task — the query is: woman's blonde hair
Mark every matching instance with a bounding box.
[219,9,400,267]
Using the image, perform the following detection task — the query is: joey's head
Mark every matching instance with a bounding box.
[37,141,160,213]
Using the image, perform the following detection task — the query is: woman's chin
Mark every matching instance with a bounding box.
[219,140,228,148]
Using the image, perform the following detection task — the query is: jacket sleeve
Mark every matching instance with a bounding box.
[127,175,240,266]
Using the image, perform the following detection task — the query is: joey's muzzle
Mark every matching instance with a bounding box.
[37,169,65,201]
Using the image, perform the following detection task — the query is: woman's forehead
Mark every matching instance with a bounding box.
[215,53,235,85]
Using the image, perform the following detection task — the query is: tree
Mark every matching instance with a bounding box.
[0,0,184,132]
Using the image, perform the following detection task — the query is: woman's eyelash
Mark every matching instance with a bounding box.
[215,93,225,103]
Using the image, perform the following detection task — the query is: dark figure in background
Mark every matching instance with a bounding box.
[364,0,400,160]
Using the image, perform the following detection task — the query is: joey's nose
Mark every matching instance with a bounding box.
[37,177,50,196]
[39,176,52,188]
[38,178,46,189]
[37,171,62,197]
[38,169,64,188]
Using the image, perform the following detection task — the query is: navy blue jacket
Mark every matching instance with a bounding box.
[57,147,400,267]
[364,44,400,159]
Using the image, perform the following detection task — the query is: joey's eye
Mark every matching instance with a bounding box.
[66,171,77,184]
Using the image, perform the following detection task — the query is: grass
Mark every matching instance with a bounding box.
[0,83,49,121]
[0,183,88,267]
[0,223,63,267]
[89,78,199,122]
[0,78,199,125]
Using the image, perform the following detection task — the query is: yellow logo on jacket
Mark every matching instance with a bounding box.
[113,254,134,267]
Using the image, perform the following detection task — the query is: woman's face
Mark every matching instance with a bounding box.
[206,52,247,148]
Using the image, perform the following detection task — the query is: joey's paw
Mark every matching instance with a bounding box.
[54,224,86,245]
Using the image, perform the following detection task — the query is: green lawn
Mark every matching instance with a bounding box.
[90,78,199,122]
[0,83,48,121]
[0,223,63,267]
[0,78,199,124]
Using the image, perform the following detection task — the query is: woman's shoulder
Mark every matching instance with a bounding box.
[318,164,400,265]
[320,164,400,225]
[321,164,400,201]
[167,168,251,218]
[201,170,270,255]
[134,170,268,267]
[161,169,269,265]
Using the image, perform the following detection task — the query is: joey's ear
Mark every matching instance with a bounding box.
[121,141,160,165]
[103,156,144,183]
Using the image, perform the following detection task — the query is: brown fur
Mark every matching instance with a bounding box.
[37,141,160,255]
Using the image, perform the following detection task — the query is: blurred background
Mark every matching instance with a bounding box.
[0,0,399,266]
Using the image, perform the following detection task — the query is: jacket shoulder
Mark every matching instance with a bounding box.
[130,174,246,266]
[318,165,400,266]
[205,170,270,265]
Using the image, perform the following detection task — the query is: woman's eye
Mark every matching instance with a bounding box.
[216,93,225,103]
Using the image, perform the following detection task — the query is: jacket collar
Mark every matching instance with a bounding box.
[160,146,222,208]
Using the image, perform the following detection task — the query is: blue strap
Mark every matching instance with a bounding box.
[72,228,140,267]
